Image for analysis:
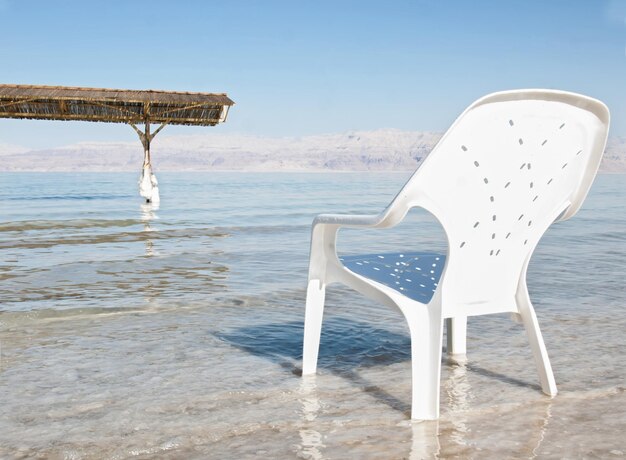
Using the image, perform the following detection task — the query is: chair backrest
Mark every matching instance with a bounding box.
[397,90,609,314]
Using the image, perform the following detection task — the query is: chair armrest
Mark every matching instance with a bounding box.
[308,208,407,282]
[312,212,386,228]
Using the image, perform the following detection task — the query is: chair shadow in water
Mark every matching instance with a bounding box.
[466,363,542,392]
[218,316,541,415]
[218,316,413,414]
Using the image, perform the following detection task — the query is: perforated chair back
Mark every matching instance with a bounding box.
[393,91,609,315]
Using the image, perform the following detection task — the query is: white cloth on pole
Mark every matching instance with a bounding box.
[139,165,160,203]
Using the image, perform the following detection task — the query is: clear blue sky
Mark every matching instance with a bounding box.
[0,0,624,148]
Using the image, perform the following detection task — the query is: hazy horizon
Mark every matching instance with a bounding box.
[1,128,625,173]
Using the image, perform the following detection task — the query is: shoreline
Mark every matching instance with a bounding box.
[1,169,625,174]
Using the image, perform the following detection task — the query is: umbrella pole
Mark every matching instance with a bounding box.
[130,121,160,204]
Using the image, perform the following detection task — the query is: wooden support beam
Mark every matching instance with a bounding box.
[83,100,142,119]
[0,97,42,109]
[151,101,217,117]
[0,110,221,125]
[0,112,142,123]
[150,121,168,140]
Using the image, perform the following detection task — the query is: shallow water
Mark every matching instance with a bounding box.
[0,172,624,459]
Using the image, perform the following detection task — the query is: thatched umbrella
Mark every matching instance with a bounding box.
[0,84,235,202]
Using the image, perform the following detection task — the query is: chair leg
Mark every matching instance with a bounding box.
[446,316,467,356]
[302,279,326,375]
[404,306,444,420]
[517,295,557,396]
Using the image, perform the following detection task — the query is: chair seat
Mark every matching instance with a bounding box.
[340,252,445,304]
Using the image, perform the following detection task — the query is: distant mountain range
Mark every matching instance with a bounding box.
[1,129,624,173]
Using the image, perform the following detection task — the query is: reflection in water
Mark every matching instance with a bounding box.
[298,376,325,460]
[409,420,440,460]
[441,357,554,458]
[444,357,473,447]
[140,203,159,257]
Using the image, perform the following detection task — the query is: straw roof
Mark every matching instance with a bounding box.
[0,84,234,126]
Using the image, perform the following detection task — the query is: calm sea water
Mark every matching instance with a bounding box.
[0,171,624,459]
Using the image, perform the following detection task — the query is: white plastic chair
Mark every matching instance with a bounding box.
[302,89,610,420]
